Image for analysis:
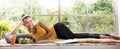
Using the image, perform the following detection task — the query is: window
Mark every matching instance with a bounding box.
[0,0,115,33]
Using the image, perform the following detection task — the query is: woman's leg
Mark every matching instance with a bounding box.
[54,22,75,39]
[5,33,12,43]
[53,22,120,40]
[109,34,120,40]
[75,33,120,40]
[99,35,113,39]
[74,33,100,39]
[53,23,109,39]
[99,34,120,40]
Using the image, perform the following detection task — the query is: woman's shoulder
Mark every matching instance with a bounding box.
[36,21,44,25]
[33,21,41,26]
[34,21,44,27]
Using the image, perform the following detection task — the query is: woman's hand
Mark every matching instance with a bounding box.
[32,38,37,43]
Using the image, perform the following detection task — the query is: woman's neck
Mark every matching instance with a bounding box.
[28,26,36,34]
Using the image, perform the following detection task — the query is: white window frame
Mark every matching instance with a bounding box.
[114,0,120,36]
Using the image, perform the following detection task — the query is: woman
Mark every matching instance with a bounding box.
[4,14,120,43]
[5,14,57,43]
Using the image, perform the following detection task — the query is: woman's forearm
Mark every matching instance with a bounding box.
[38,31,53,41]
[11,21,23,34]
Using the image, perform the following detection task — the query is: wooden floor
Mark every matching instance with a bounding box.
[0,39,120,49]
[0,44,120,49]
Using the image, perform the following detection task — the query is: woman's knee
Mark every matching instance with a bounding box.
[54,22,64,26]
[4,33,11,43]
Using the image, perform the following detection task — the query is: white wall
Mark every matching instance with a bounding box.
[114,0,120,36]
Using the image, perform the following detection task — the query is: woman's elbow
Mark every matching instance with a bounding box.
[49,32,53,36]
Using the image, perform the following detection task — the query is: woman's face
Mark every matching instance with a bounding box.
[23,17,33,30]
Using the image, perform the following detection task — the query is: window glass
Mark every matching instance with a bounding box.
[88,16,115,33]
[0,0,115,34]
[61,0,86,15]
[1,0,30,16]
[33,0,58,15]
[61,16,87,33]
[89,0,114,14]
[32,16,58,26]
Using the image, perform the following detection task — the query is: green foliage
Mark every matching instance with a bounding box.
[0,21,11,39]
[88,16,114,33]
[91,0,113,14]
[61,16,69,25]
[64,16,87,32]
[32,0,42,15]
[32,16,58,26]
[67,0,114,33]
[0,21,11,33]
[2,0,31,16]
[72,0,86,14]
[18,26,28,33]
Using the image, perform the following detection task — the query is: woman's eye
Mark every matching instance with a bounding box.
[26,22,28,23]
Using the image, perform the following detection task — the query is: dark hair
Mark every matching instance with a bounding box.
[21,14,31,22]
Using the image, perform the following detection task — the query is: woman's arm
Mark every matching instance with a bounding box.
[11,21,24,34]
[37,21,53,41]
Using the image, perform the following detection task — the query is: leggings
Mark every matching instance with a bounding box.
[74,33,110,39]
[54,22,110,39]
[5,33,33,43]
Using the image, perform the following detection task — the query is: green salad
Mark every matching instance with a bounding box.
[19,38,30,44]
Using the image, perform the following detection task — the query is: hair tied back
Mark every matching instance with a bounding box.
[21,14,25,18]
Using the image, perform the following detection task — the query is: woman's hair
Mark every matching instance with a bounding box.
[21,14,31,22]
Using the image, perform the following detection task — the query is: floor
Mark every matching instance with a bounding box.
[0,39,120,49]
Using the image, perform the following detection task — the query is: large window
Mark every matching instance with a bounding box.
[0,0,115,34]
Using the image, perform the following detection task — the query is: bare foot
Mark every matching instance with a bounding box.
[110,34,120,40]
[100,35,112,39]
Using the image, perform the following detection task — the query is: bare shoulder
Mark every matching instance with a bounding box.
[37,21,46,26]
[36,21,50,30]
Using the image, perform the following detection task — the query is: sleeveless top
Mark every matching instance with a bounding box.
[28,24,58,40]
